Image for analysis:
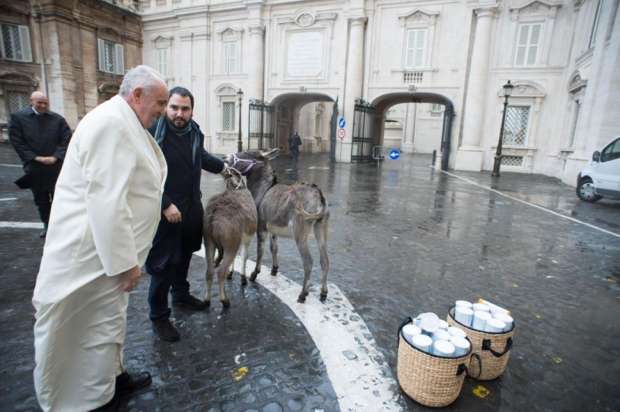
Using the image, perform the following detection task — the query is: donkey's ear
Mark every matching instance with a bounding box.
[259,148,280,160]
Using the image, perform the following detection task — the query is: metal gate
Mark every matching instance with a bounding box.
[351,99,377,162]
[248,99,275,150]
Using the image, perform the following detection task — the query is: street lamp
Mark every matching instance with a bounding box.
[237,88,244,152]
[491,80,514,177]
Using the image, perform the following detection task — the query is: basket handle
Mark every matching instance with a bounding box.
[456,363,467,376]
[468,353,482,379]
[397,317,413,346]
[482,337,513,358]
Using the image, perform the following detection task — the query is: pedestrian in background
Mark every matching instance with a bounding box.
[288,130,302,164]
[146,86,225,342]
[32,65,169,412]
[8,91,71,238]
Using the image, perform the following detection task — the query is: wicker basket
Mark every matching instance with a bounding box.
[447,307,515,381]
[396,317,472,407]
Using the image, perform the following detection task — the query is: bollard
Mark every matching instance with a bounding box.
[432,150,437,166]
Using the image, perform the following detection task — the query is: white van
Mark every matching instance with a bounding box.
[576,137,620,202]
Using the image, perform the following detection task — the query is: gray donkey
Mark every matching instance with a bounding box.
[203,167,257,307]
[225,149,330,303]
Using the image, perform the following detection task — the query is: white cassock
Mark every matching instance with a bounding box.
[32,95,167,411]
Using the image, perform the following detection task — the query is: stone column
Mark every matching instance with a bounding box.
[248,25,265,101]
[337,16,367,162]
[455,7,497,171]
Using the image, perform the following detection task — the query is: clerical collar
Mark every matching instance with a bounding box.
[32,107,41,115]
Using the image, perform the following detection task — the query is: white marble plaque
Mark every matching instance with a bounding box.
[286,31,323,77]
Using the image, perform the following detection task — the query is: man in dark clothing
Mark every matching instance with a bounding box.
[288,130,302,164]
[8,91,71,238]
[146,87,225,342]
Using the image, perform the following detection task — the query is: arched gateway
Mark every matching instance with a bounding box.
[352,92,455,170]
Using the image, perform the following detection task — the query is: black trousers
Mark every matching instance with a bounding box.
[147,251,192,320]
[28,164,60,225]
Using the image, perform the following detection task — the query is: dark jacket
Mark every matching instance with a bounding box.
[145,118,224,272]
[8,107,71,185]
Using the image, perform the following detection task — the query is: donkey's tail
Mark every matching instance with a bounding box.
[295,183,328,220]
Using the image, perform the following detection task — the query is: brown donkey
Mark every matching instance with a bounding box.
[203,167,257,307]
[225,149,330,303]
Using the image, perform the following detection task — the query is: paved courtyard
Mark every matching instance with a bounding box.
[1,143,619,412]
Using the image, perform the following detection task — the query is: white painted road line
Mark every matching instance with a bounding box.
[193,249,403,411]
[0,221,44,229]
[0,163,21,168]
[0,198,17,202]
[440,169,620,239]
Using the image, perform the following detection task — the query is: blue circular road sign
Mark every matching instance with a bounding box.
[389,149,400,160]
[338,117,346,129]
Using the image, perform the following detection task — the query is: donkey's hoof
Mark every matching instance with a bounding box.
[204,300,211,308]
[221,299,231,308]
[250,270,260,282]
[270,266,279,276]
[297,295,306,303]
[241,276,248,286]
[320,292,328,302]
[227,270,234,280]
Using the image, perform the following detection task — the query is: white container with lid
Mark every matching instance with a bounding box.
[473,303,490,313]
[433,340,456,357]
[437,319,449,330]
[402,324,422,345]
[433,329,451,342]
[494,312,514,332]
[411,334,433,353]
[448,326,467,339]
[455,306,474,327]
[485,318,507,333]
[472,311,492,331]
[455,300,473,309]
[450,337,470,357]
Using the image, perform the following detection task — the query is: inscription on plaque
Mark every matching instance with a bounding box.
[286,31,323,77]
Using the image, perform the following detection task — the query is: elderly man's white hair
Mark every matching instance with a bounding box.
[118,65,166,98]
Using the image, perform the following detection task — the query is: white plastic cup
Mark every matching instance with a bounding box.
[455,300,472,309]
[418,312,439,323]
[402,324,422,345]
[437,319,449,330]
[455,306,474,327]
[412,334,433,353]
[448,326,467,339]
[433,329,451,342]
[451,337,470,357]
[472,311,491,331]
[420,315,439,336]
[485,318,507,333]
[473,303,490,313]
[433,340,456,357]
[494,313,514,332]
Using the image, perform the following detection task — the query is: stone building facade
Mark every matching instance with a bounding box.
[141,0,619,186]
[0,0,142,139]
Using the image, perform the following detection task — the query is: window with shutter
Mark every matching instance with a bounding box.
[0,24,32,62]
[97,38,125,74]
[157,48,169,78]
[405,29,428,69]
[502,106,530,146]
[514,23,543,66]
[223,41,238,74]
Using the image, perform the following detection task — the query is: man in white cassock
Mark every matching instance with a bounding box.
[32,65,169,412]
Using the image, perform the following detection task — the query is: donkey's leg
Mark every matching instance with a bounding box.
[240,242,249,286]
[204,240,216,307]
[269,234,279,276]
[218,249,237,308]
[294,219,313,303]
[250,229,266,281]
[314,217,330,302]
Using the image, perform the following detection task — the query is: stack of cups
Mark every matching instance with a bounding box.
[406,312,470,358]
[454,301,474,327]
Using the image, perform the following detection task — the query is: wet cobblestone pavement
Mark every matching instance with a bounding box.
[1,143,619,411]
